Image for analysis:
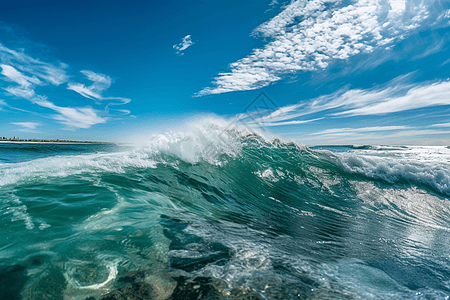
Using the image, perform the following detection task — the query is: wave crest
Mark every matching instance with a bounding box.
[338,147,450,195]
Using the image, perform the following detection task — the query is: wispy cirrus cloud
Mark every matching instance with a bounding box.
[0,62,106,129]
[32,96,106,129]
[312,126,413,136]
[1,63,44,99]
[173,35,194,55]
[0,43,122,129]
[251,76,450,128]
[198,0,439,95]
[430,122,450,128]
[263,117,323,127]
[67,71,110,101]
[294,123,450,144]
[265,0,281,13]
[0,44,67,86]
[303,125,418,144]
[11,121,41,132]
[309,129,450,140]
[268,0,278,7]
[11,121,40,129]
[335,80,450,116]
[67,70,130,105]
[1,64,42,88]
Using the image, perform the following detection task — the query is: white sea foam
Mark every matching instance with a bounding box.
[337,146,450,195]
[2,117,449,199]
[75,264,118,290]
[0,117,256,187]
[0,150,158,187]
[62,258,122,300]
[139,117,252,164]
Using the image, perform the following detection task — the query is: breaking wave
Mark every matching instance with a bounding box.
[1,117,450,299]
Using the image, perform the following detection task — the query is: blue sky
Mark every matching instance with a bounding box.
[1,0,450,145]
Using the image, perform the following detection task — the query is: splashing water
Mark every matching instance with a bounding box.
[1,118,450,299]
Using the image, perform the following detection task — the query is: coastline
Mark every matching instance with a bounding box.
[0,140,112,145]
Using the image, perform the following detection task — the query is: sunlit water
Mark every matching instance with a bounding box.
[1,121,450,299]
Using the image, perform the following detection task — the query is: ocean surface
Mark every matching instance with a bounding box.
[1,120,450,299]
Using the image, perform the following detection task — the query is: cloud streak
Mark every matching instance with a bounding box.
[0,44,67,86]
[309,129,450,141]
[0,43,121,129]
[297,127,450,145]
[335,80,450,116]
[1,64,42,88]
[68,70,130,105]
[264,117,323,126]
[199,0,437,95]
[431,122,450,128]
[33,96,107,129]
[11,122,40,129]
[255,77,450,128]
[312,126,413,136]
[11,121,42,133]
[1,64,41,99]
[173,35,194,55]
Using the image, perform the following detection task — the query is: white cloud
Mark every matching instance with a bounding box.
[301,128,450,145]
[113,109,131,115]
[384,129,450,138]
[430,122,450,128]
[389,0,406,16]
[1,64,42,99]
[0,45,67,104]
[67,83,102,100]
[80,70,111,85]
[258,77,450,127]
[52,106,106,129]
[264,117,323,126]
[33,96,106,129]
[1,64,42,88]
[4,86,35,99]
[199,0,433,95]
[0,44,67,86]
[173,35,194,55]
[0,64,107,129]
[68,70,130,104]
[312,126,413,135]
[67,70,111,100]
[11,121,42,133]
[336,80,450,116]
[11,122,40,129]
[0,43,129,130]
[265,0,280,13]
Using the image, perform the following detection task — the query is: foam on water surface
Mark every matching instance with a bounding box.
[0,117,449,299]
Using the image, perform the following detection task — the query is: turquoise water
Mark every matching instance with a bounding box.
[1,123,450,299]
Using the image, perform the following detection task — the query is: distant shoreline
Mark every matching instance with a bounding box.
[0,140,111,144]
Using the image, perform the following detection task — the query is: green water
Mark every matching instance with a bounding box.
[0,132,450,299]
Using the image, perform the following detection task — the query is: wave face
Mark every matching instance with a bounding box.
[1,119,450,299]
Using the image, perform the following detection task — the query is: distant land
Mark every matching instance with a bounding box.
[0,136,110,144]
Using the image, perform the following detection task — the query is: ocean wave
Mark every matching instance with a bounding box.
[0,151,158,187]
[2,117,450,299]
[0,117,247,187]
[1,117,449,198]
[350,145,409,151]
[337,147,450,195]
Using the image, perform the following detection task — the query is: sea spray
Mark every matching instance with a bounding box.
[0,117,449,299]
